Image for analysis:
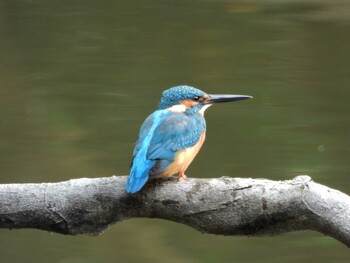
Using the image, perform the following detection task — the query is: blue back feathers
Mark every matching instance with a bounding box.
[125,85,207,193]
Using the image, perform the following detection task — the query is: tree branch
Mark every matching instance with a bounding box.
[0,175,349,247]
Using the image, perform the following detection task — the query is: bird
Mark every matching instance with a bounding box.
[125,85,252,193]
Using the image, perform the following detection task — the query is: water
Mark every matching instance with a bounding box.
[1,0,350,262]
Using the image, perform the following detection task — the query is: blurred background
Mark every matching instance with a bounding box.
[0,0,350,262]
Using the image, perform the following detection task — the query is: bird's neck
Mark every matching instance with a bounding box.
[166,103,212,116]
[166,104,187,113]
[185,104,212,116]
[197,104,212,116]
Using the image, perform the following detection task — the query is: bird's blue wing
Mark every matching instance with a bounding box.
[147,112,206,176]
[125,110,206,193]
[126,110,166,193]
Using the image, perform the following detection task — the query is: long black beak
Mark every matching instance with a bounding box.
[203,94,253,104]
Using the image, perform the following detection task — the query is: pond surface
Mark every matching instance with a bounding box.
[0,0,350,262]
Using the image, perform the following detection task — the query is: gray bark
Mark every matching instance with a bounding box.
[0,175,349,247]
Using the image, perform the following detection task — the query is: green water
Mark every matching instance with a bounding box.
[1,0,350,262]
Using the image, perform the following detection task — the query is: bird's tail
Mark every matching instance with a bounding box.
[125,159,155,193]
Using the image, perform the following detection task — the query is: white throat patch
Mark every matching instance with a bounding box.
[198,104,212,116]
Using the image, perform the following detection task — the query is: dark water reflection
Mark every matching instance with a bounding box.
[1,1,350,262]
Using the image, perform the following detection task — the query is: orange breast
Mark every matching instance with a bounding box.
[158,131,206,177]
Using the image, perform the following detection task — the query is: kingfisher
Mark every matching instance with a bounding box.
[125,85,252,193]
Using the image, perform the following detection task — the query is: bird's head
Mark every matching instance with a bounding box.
[158,85,252,115]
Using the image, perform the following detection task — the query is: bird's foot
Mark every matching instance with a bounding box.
[178,173,187,181]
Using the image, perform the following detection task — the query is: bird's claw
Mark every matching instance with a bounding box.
[178,173,187,181]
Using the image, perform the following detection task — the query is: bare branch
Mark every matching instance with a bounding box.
[0,175,349,247]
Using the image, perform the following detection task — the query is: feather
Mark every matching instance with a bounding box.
[126,110,167,193]
[147,112,205,175]
[125,110,206,193]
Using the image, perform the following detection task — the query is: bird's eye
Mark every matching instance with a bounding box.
[192,96,204,102]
